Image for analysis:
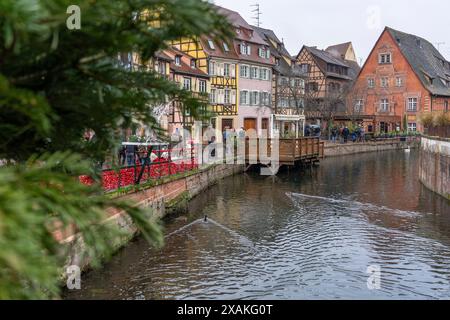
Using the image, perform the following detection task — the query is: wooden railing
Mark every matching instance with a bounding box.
[245,137,323,165]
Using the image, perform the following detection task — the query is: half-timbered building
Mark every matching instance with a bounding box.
[171,34,239,142]
[295,43,360,126]
[160,47,210,137]
[254,26,306,138]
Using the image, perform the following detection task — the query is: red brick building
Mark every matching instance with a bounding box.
[350,27,450,133]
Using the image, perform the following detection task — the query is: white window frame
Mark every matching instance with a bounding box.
[240,65,249,78]
[224,89,231,105]
[261,91,270,106]
[407,97,418,112]
[175,55,181,66]
[407,123,417,132]
[368,78,375,88]
[207,40,215,50]
[210,88,216,104]
[396,77,403,87]
[260,68,270,81]
[240,90,249,105]
[250,66,259,79]
[258,47,264,58]
[379,53,392,64]
[199,80,207,93]
[381,77,389,88]
[223,42,229,52]
[240,43,250,55]
[250,91,260,106]
[355,99,364,112]
[183,77,191,91]
[209,61,216,76]
[223,63,230,77]
[380,98,389,111]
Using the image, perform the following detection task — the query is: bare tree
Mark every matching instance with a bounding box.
[274,74,306,116]
[345,81,368,127]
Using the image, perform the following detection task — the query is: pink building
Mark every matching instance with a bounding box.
[217,6,275,136]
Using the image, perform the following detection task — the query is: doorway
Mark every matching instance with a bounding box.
[222,118,234,131]
[244,118,257,131]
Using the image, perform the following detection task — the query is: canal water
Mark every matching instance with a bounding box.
[65,150,450,300]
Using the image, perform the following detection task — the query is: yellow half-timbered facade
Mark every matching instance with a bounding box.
[172,36,239,141]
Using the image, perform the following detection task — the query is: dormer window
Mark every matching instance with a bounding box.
[379,53,392,64]
[240,43,251,55]
[258,47,266,58]
[190,59,196,68]
[207,40,215,50]
[175,55,181,66]
[223,42,229,52]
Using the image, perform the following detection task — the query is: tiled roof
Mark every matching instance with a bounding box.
[253,26,303,77]
[214,5,268,45]
[252,26,292,58]
[200,37,240,61]
[306,46,349,68]
[155,51,173,62]
[345,60,362,81]
[386,27,450,97]
[163,47,209,78]
[300,46,360,81]
[325,42,352,59]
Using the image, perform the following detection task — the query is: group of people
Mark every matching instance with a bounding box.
[221,126,246,145]
[330,126,365,144]
[118,143,157,167]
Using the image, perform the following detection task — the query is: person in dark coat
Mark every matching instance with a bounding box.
[118,145,126,166]
[342,127,350,143]
[125,143,137,166]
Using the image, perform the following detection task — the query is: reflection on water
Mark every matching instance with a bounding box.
[65,150,450,300]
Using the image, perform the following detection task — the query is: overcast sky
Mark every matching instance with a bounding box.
[214,0,450,64]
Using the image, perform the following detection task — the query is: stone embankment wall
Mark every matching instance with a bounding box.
[324,139,419,157]
[60,163,244,272]
[419,137,450,200]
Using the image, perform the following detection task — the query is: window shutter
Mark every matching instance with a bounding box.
[247,45,251,56]
[230,64,236,77]
[240,91,244,104]
[266,49,270,59]
[231,90,236,105]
